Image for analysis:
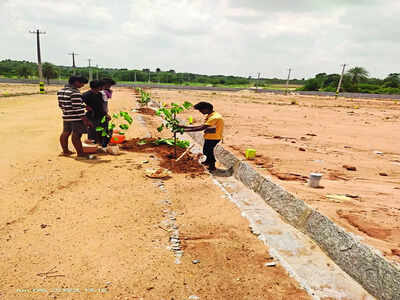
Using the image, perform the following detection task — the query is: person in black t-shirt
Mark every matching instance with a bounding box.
[82,80,110,145]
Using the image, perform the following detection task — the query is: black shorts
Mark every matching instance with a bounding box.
[63,120,86,135]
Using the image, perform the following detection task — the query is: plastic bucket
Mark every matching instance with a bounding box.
[245,149,256,160]
[309,173,322,188]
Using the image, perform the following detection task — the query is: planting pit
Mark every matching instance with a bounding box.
[137,107,156,115]
[121,138,205,175]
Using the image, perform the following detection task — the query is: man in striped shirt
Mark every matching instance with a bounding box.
[58,76,91,158]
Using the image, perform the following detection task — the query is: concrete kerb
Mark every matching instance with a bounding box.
[215,145,400,300]
[146,98,400,300]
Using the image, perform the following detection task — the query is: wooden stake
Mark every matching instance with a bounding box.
[176,145,194,162]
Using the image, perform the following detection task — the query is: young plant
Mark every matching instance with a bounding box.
[156,101,192,157]
[96,111,133,138]
[138,89,151,106]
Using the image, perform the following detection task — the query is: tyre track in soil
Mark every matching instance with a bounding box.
[0,88,309,299]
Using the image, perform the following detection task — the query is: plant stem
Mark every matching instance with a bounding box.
[173,112,177,158]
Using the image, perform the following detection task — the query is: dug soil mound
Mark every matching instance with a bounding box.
[121,138,205,174]
[137,107,156,115]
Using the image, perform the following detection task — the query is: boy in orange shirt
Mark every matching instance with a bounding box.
[179,102,224,171]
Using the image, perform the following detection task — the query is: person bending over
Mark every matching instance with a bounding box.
[82,80,110,146]
[57,76,92,158]
[179,102,224,171]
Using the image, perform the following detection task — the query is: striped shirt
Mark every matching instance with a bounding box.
[57,85,86,122]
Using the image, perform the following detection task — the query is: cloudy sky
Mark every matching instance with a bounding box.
[0,0,398,79]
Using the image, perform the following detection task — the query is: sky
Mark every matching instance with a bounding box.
[0,0,398,79]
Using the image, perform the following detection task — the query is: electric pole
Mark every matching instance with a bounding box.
[68,52,79,75]
[88,58,93,82]
[285,68,292,95]
[255,72,261,90]
[29,29,46,93]
[335,64,347,99]
[95,65,99,80]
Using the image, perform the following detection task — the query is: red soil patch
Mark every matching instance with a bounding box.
[121,138,205,174]
[137,107,156,115]
[269,169,308,182]
[337,210,392,240]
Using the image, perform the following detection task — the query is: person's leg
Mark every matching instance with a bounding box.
[101,120,110,148]
[60,121,74,155]
[71,121,86,157]
[206,140,220,170]
[202,139,212,165]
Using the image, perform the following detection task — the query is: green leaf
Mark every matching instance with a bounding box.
[96,126,104,132]
[137,140,147,145]
[101,131,107,137]
[157,124,164,132]
[101,116,106,123]
[119,124,129,130]
[183,101,192,109]
[123,115,133,124]
[118,131,125,135]
[113,113,119,119]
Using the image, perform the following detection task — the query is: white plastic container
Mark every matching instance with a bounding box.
[309,173,322,188]
[107,145,120,155]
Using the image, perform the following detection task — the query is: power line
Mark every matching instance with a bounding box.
[29,29,46,93]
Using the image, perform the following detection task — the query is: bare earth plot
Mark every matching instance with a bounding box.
[150,88,400,265]
[0,88,309,299]
[0,83,62,96]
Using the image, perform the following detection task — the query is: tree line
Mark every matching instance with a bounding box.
[299,67,400,94]
[0,59,305,87]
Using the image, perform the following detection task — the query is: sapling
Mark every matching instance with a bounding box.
[96,111,133,140]
[156,101,192,158]
[137,89,151,106]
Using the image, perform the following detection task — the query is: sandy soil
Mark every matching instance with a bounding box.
[149,88,400,265]
[0,88,309,299]
[0,83,62,95]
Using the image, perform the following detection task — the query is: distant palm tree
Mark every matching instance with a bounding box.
[347,67,369,85]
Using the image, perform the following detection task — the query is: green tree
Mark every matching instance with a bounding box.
[383,73,400,88]
[16,64,33,78]
[347,67,369,85]
[42,62,58,84]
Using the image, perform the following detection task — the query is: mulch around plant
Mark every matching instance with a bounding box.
[137,107,156,116]
[121,138,205,174]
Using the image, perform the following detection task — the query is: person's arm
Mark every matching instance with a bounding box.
[71,91,92,127]
[179,124,208,132]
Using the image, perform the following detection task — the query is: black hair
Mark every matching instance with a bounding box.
[90,80,105,89]
[69,76,88,84]
[194,102,213,111]
[102,78,116,86]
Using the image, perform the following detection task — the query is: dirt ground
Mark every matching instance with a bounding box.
[0,87,309,299]
[0,83,62,96]
[149,88,400,265]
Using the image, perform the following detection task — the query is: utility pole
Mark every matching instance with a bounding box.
[335,64,347,99]
[68,52,79,75]
[285,68,292,95]
[29,29,46,93]
[88,58,93,82]
[255,72,261,90]
[95,64,99,80]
